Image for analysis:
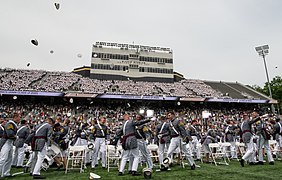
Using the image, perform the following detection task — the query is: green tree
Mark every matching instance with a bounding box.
[253,76,282,113]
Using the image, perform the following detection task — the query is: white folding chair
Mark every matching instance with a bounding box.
[269,140,282,160]
[65,146,86,174]
[147,144,159,168]
[208,143,229,166]
[221,142,231,162]
[106,145,121,172]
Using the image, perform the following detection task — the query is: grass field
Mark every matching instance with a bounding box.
[9,160,282,180]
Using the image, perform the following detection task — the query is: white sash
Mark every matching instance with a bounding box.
[97,121,105,137]
[159,122,166,134]
[35,123,48,135]
[16,126,26,136]
[170,121,179,135]
[123,120,129,135]
[278,122,282,134]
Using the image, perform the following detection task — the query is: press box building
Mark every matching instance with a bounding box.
[90,42,174,83]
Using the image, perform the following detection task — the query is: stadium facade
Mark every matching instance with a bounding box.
[90,42,174,82]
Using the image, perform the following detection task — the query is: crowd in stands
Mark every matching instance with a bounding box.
[0,68,231,98]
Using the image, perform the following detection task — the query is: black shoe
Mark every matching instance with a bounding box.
[102,166,106,169]
[118,172,123,176]
[191,164,196,170]
[30,173,33,176]
[269,161,274,165]
[249,162,255,165]
[240,159,245,167]
[16,166,24,169]
[11,165,16,168]
[33,175,46,179]
[4,175,13,178]
[24,166,29,173]
[128,170,132,174]
[257,161,264,165]
[95,164,98,167]
[132,171,141,176]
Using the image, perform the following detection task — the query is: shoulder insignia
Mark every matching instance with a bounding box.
[143,126,148,132]
[178,120,184,126]
[7,124,14,130]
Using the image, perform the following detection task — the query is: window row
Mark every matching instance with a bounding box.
[139,67,173,74]
[92,52,129,60]
[139,56,173,64]
[91,64,129,71]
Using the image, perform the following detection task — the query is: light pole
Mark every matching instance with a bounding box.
[255,45,275,113]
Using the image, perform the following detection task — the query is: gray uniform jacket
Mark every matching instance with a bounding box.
[224,125,237,142]
[115,119,150,150]
[256,120,271,140]
[0,124,6,150]
[273,122,282,141]
[169,118,191,142]
[93,124,109,139]
[14,125,29,148]
[33,122,52,151]
[155,121,171,144]
[240,117,260,143]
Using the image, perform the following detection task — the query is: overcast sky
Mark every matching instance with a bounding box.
[0,0,281,87]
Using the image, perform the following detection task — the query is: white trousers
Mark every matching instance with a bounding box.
[12,146,26,166]
[158,142,170,165]
[31,143,47,176]
[189,136,201,159]
[92,138,106,168]
[167,136,195,166]
[258,136,274,162]
[119,148,139,173]
[129,139,153,169]
[242,138,256,162]
[0,139,14,177]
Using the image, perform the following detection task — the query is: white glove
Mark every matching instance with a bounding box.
[145,139,149,144]
[150,117,156,121]
[157,135,162,139]
[106,140,110,145]
[262,114,269,118]
[47,146,52,151]
[23,143,28,149]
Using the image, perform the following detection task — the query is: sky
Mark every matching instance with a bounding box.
[0,0,281,87]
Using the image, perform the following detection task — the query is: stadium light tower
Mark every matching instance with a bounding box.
[255,45,275,113]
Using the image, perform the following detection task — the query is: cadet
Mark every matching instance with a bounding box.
[113,113,151,176]
[239,111,261,167]
[30,117,53,179]
[0,112,20,178]
[128,114,153,172]
[224,120,238,159]
[155,116,171,166]
[0,118,7,151]
[273,117,282,154]
[166,112,196,170]
[188,120,201,161]
[256,118,274,165]
[91,117,109,169]
[12,119,29,168]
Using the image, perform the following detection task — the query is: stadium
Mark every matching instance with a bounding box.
[0,41,281,180]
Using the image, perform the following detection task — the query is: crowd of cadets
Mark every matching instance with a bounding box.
[0,109,281,179]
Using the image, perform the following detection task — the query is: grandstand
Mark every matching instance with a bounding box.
[0,68,275,105]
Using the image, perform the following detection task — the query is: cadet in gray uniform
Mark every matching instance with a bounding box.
[30,117,53,179]
[273,117,282,154]
[188,120,201,161]
[0,112,20,178]
[12,119,29,168]
[256,118,274,165]
[113,113,150,176]
[239,112,261,167]
[155,116,171,166]
[91,117,109,169]
[224,120,238,159]
[202,124,218,163]
[0,118,6,151]
[128,114,153,172]
[166,112,196,170]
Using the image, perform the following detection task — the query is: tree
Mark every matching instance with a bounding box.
[252,76,282,113]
